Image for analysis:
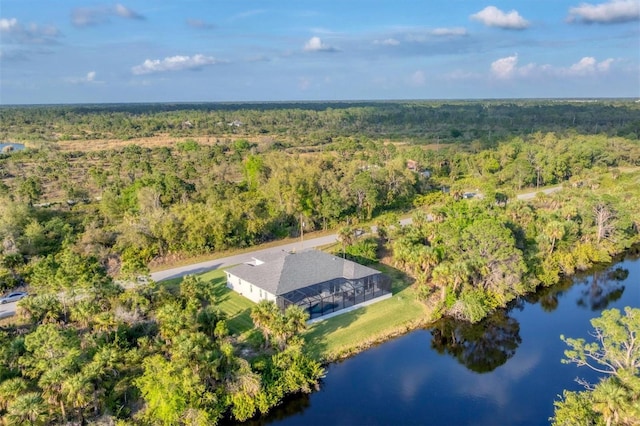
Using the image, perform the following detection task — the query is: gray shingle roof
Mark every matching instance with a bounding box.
[227,249,381,296]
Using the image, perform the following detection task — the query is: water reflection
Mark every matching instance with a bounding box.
[229,394,310,426]
[523,278,574,312]
[430,309,522,373]
[576,267,627,311]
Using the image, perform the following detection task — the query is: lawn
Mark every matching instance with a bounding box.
[302,264,430,362]
[164,263,431,361]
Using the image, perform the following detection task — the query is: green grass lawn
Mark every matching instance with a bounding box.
[163,263,431,361]
[302,264,429,361]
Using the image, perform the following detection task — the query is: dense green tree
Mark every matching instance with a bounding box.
[553,307,640,426]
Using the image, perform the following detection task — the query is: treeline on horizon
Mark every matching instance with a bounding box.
[1,99,639,144]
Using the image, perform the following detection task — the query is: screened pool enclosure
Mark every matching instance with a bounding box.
[277,273,392,319]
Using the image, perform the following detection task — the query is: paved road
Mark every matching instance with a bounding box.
[151,234,341,281]
[516,185,562,200]
[150,187,562,282]
[0,300,19,320]
[0,187,562,317]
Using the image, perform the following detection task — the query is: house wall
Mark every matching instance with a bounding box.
[226,272,276,304]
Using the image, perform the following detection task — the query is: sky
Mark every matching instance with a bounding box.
[1,0,639,104]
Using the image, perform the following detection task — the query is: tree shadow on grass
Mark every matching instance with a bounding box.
[207,275,231,304]
[227,306,253,336]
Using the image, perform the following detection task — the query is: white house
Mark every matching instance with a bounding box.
[226,249,391,321]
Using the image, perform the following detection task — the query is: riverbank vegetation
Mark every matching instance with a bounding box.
[393,169,640,323]
[1,100,639,424]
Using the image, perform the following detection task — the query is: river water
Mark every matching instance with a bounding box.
[0,142,26,152]
[253,251,640,425]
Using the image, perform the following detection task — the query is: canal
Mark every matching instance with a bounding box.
[252,250,640,425]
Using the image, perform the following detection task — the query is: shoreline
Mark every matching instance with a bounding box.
[306,243,640,365]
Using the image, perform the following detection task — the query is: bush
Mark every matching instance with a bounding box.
[344,237,378,265]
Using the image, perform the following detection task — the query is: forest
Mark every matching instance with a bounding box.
[0,100,639,424]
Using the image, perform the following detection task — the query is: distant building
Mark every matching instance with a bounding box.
[406,159,418,171]
[226,249,391,321]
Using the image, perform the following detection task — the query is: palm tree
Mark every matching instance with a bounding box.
[419,245,443,279]
[70,299,99,329]
[62,373,93,423]
[592,378,627,426]
[250,300,280,348]
[5,392,49,426]
[0,377,28,411]
[544,220,565,254]
[337,226,355,258]
[276,305,309,350]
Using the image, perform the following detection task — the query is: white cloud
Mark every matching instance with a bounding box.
[567,0,640,23]
[597,58,615,71]
[0,18,19,32]
[491,55,519,79]
[132,54,219,75]
[471,6,530,29]
[491,55,616,79]
[0,17,60,44]
[72,3,144,27]
[561,56,616,75]
[374,38,401,46]
[431,27,468,36]
[303,36,337,52]
[114,3,143,20]
[66,71,100,84]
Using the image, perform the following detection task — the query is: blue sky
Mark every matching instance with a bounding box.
[1,0,638,104]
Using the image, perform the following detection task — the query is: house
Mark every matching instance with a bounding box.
[226,249,392,321]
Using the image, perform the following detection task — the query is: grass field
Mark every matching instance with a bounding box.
[163,261,431,362]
